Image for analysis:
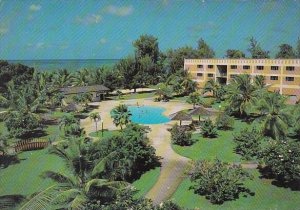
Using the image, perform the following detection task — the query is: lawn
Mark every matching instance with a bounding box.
[172,169,300,210]
[132,167,160,198]
[0,149,66,197]
[108,92,155,100]
[172,119,251,163]
[89,129,120,139]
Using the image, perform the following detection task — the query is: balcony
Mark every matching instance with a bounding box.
[216,72,227,77]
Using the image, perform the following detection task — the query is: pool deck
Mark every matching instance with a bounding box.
[80,97,192,204]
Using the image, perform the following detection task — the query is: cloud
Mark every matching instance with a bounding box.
[29,4,41,12]
[115,46,122,51]
[188,21,219,33]
[75,14,102,25]
[0,27,8,36]
[104,5,133,16]
[99,38,107,44]
[59,43,69,50]
[27,42,50,49]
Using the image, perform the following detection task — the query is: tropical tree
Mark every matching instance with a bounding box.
[197,38,215,58]
[255,92,291,140]
[275,44,296,59]
[233,127,263,160]
[186,92,203,108]
[201,118,218,138]
[247,37,270,58]
[225,49,245,58]
[202,79,220,98]
[180,72,198,95]
[215,113,235,130]
[133,34,159,63]
[43,138,127,209]
[73,69,90,86]
[259,139,300,183]
[59,114,83,137]
[226,74,258,117]
[89,112,101,133]
[170,123,193,146]
[155,83,173,101]
[253,75,266,90]
[52,69,72,88]
[190,159,252,204]
[111,104,132,130]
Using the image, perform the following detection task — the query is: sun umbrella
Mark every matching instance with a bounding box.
[188,106,218,121]
[169,111,192,125]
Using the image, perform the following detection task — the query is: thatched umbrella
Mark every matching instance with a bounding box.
[188,106,216,121]
[169,111,192,125]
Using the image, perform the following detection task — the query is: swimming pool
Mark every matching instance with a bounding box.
[128,105,170,124]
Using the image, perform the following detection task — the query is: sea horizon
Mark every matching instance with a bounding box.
[6,58,120,72]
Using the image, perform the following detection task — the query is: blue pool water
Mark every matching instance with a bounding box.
[128,106,170,124]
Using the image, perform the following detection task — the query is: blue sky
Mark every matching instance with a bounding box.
[0,0,299,60]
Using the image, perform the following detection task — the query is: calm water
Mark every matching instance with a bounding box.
[8,59,119,72]
[128,105,170,125]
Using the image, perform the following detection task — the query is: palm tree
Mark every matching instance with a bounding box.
[111,104,132,130]
[89,112,101,133]
[226,74,258,117]
[253,75,266,89]
[52,69,73,88]
[203,79,220,97]
[186,92,203,108]
[72,69,89,86]
[255,92,291,139]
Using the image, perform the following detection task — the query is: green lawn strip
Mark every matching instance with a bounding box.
[0,149,66,197]
[89,130,120,139]
[172,169,300,210]
[132,167,160,198]
[108,92,155,100]
[172,119,250,163]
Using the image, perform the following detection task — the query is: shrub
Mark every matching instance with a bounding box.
[233,127,263,160]
[170,124,193,146]
[5,111,41,138]
[201,118,218,138]
[259,139,300,183]
[190,159,253,204]
[216,113,235,130]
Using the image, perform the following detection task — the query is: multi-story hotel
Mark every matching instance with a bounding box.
[184,59,300,101]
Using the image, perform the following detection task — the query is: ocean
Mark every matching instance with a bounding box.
[7,59,119,72]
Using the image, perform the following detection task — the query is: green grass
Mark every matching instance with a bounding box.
[109,92,155,100]
[172,119,251,163]
[0,149,66,197]
[132,167,160,198]
[89,129,120,139]
[172,169,300,210]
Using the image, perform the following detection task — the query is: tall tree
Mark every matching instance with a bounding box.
[89,112,101,133]
[226,74,258,117]
[255,92,291,140]
[275,44,296,59]
[225,49,245,58]
[111,104,132,130]
[166,47,199,74]
[247,37,270,58]
[296,37,300,58]
[197,38,215,58]
[133,34,159,64]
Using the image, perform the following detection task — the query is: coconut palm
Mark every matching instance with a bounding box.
[89,112,101,133]
[186,92,203,108]
[226,74,258,117]
[111,104,132,130]
[203,79,220,97]
[52,69,73,88]
[255,92,291,139]
[72,69,89,86]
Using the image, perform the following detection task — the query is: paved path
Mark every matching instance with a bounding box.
[80,98,192,204]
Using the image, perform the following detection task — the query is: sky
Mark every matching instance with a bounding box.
[0,0,300,60]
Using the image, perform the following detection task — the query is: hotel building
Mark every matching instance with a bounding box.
[184,59,300,101]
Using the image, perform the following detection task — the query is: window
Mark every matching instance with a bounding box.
[208,65,214,69]
[286,77,294,81]
[207,73,214,78]
[197,73,203,77]
[256,66,264,70]
[230,65,237,69]
[197,65,203,68]
[286,66,295,71]
[243,65,250,70]
[271,66,279,70]
[270,76,278,81]
[230,74,237,78]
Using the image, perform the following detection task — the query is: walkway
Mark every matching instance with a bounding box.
[80,98,192,204]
